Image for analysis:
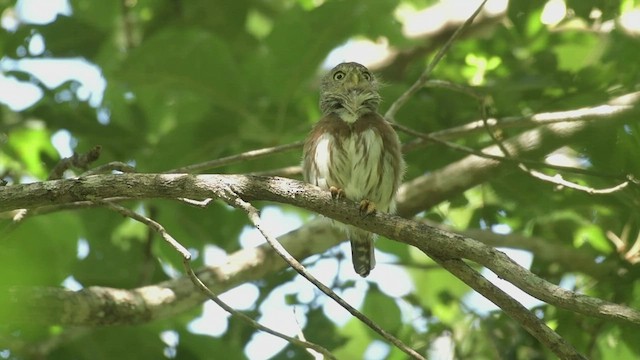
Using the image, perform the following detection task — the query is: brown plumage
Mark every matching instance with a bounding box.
[302,62,405,277]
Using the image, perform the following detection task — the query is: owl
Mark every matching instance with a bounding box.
[302,62,405,277]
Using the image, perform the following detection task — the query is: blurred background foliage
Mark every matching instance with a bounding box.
[1,0,640,359]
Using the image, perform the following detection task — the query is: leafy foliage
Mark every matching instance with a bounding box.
[1,0,640,359]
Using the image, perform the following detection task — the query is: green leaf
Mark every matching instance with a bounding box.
[37,16,108,58]
[117,27,246,116]
[553,32,606,72]
[0,212,80,286]
[574,224,613,254]
[6,124,57,179]
[361,285,402,333]
[50,325,166,360]
[69,0,120,31]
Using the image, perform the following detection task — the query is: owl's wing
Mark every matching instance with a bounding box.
[302,115,350,190]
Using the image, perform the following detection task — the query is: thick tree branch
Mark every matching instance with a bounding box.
[0,217,342,326]
[433,258,585,360]
[423,220,622,280]
[1,174,639,329]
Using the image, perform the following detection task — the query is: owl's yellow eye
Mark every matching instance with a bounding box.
[333,71,345,80]
[362,72,372,81]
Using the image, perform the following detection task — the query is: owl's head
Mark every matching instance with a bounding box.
[319,62,381,117]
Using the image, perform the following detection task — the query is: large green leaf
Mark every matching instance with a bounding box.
[117,27,246,115]
[0,212,80,286]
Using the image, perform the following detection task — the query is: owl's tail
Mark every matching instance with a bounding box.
[349,227,376,277]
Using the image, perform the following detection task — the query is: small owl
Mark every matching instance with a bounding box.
[302,62,405,277]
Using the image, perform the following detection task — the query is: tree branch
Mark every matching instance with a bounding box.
[2,174,639,329]
[1,216,343,326]
[48,145,102,180]
[422,220,621,280]
[433,258,585,360]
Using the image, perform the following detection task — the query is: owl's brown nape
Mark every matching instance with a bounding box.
[303,62,405,277]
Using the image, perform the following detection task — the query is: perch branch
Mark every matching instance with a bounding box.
[2,174,639,329]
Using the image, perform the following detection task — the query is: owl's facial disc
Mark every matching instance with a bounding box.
[319,62,381,119]
[334,69,372,93]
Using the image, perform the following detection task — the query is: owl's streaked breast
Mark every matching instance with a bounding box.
[303,120,398,213]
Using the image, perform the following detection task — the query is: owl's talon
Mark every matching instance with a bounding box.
[359,199,376,217]
[329,186,344,199]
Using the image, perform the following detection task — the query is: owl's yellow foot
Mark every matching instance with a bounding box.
[329,186,344,199]
[359,199,376,217]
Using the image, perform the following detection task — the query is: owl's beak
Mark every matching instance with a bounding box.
[345,72,360,88]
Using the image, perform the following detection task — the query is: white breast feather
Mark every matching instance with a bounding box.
[312,133,333,189]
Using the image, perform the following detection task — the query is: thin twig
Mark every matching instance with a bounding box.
[474,91,630,194]
[392,122,628,181]
[183,261,337,360]
[293,307,323,360]
[94,198,336,359]
[526,170,629,194]
[424,79,485,100]
[428,101,636,142]
[422,78,612,195]
[431,77,619,196]
[92,199,191,260]
[225,195,426,360]
[178,198,214,207]
[165,141,304,174]
[385,0,488,120]
[48,145,102,180]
